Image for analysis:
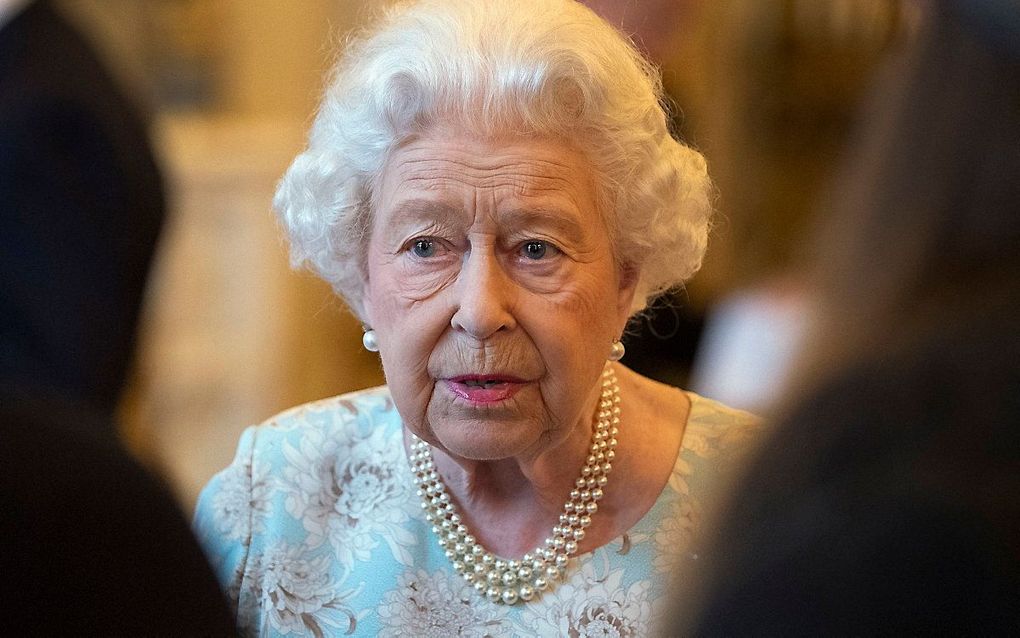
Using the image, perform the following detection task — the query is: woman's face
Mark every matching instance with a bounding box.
[362,130,637,461]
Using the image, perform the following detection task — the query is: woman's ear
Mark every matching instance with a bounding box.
[358,279,374,327]
[615,263,640,331]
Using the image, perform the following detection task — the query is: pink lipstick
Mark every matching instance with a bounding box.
[444,375,526,404]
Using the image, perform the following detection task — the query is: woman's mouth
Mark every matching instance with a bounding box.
[444,375,527,404]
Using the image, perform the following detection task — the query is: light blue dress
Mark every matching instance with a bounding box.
[194,386,758,637]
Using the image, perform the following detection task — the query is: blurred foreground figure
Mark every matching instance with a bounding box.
[0,392,237,635]
[0,0,164,421]
[0,1,235,633]
[672,1,1020,635]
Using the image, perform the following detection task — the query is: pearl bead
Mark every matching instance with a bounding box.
[545,565,561,581]
[573,528,585,541]
[586,501,598,514]
[580,515,592,528]
[501,571,517,586]
[519,585,535,601]
[474,581,487,593]
[555,553,569,568]
[518,566,533,581]
[534,576,549,591]
[486,587,501,603]
[501,588,519,605]
[564,540,578,554]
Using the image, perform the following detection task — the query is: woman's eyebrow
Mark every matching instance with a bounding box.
[384,198,465,233]
[502,207,587,243]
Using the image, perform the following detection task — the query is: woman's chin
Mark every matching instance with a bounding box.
[427,401,544,462]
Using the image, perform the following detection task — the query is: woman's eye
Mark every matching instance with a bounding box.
[522,240,550,260]
[411,238,437,258]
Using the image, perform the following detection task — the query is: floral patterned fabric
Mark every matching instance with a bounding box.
[194,386,758,637]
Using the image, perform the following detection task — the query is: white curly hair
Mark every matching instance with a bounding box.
[273,0,712,319]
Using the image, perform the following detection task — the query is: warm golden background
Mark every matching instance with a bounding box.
[54,0,902,510]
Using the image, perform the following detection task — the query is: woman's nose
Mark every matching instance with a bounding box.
[450,251,517,340]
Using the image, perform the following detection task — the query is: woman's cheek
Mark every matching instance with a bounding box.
[393,260,460,302]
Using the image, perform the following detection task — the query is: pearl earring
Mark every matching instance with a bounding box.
[608,339,625,361]
[362,328,379,352]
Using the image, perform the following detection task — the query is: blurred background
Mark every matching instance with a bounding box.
[44,0,904,510]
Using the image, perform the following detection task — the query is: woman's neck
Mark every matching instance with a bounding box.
[426,410,595,557]
[407,364,689,559]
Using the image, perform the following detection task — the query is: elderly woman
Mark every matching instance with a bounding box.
[195,0,757,635]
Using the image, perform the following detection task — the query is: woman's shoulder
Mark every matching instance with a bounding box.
[257,383,395,432]
[681,392,761,456]
[244,385,399,446]
[261,385,396,428]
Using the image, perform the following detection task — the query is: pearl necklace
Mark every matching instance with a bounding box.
[408,364,620,605]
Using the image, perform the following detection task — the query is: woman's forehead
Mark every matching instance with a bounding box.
[375,133,599,224]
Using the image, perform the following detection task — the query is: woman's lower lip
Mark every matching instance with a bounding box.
[443,380,524,403]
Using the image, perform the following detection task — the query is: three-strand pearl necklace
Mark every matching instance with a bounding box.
[408,364,621,605]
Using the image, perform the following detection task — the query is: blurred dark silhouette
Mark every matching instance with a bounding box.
[0,390,237,635]
[671,1,1020,635]
[0,2,236,633]
[0,0,164,422]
